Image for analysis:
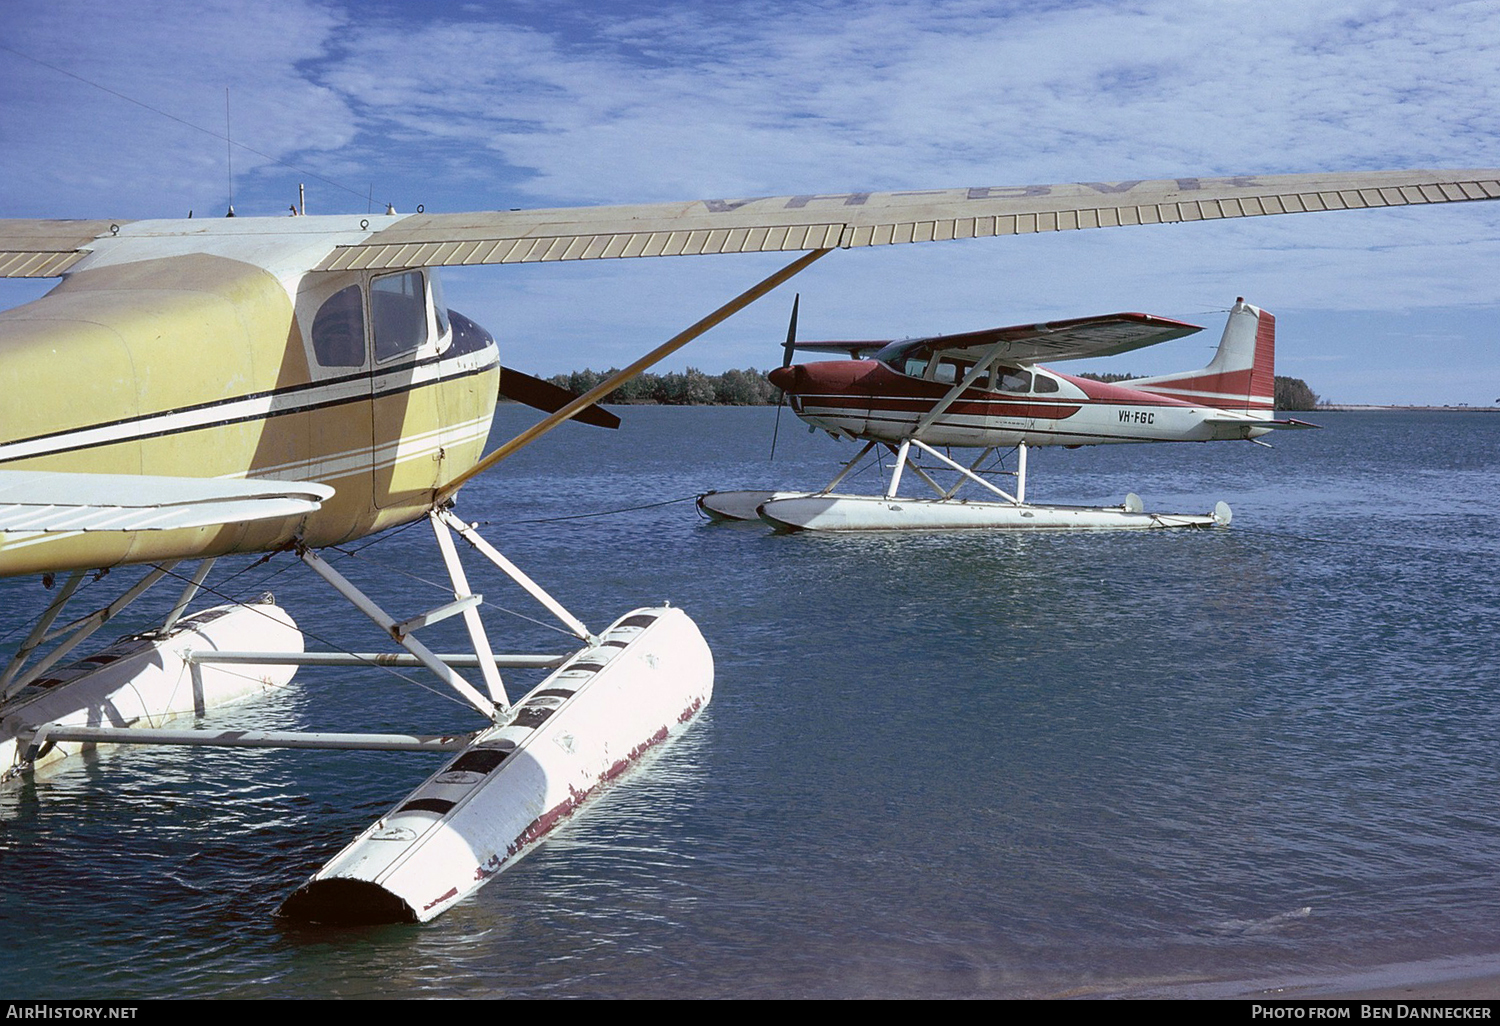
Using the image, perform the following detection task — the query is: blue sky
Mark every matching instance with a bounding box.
[2,0,1498,405]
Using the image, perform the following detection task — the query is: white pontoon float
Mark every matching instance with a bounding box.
[699,439,1231,532]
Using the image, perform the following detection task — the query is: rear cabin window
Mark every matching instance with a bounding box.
[310,284,366,368]
[372,270,428,362]
[996,369,1032,393]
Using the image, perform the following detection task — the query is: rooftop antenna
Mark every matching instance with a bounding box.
[224,88,235,217]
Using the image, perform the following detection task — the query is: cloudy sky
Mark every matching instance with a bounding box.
[2,0,1498,404]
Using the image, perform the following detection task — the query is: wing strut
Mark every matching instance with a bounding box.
[439,247,831,496]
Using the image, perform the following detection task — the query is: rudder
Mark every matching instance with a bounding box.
[1127,298,1274,415]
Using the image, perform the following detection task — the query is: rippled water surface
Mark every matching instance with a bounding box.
[2,407,1498,998]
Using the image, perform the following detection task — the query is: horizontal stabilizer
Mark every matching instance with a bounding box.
[790,340,891,359]
[498,367,621,429]
[1202,416,1320,430]
[0,471,334,532]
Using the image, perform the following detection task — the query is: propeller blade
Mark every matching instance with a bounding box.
[781,294,800,369]
[498,367,621,430]
[769,294,803,461]
[769,396,785,462]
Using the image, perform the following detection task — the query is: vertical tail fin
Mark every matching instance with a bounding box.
[1127,298,1275,415]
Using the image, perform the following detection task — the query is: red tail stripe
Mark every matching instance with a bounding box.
[1140,367,1265,398]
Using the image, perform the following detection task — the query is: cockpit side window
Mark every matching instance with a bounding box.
[372,270,428,363]
[931,358,974,385]
[310,284,366,368]
[903,356,929,378]
[1033,372,1059,394]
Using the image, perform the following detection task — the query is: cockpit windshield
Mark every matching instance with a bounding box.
[879,340,973,384]
[875,337,927,371]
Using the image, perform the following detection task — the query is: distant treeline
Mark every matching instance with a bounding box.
[1273,377,1319,411]
[541,367,1320,411]
[546,368,781,406]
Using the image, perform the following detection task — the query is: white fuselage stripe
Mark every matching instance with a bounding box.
[0,349,497,466]
[1138,385,1270,403]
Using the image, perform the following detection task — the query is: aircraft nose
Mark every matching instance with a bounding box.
[767,365,799,392]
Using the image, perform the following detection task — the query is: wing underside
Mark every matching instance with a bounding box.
[0,471,334,532]
[3,170,1498,277]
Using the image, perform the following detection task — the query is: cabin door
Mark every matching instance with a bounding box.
[368,270,448,510]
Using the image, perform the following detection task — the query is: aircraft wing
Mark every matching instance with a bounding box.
[3,169,1498,277]
[0,219,124,277]
[907,312,1204,365]
[0,471,335,532]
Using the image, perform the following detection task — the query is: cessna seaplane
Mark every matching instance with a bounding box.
[0,169,1496,923]
[699,295,1296,531]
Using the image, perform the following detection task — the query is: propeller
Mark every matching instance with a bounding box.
[770,294,799,460]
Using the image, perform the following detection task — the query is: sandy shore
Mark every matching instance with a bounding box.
[1110,954,1500,1000]
[1243,955,1500,1001]
[1295,974,1500,1001]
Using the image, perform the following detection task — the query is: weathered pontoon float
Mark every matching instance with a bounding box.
[280,602,712,924]
[0,508,712,924]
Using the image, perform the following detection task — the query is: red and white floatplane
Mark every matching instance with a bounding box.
[700,297,1313,532]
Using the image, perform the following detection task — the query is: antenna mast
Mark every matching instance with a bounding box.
[225,88,235,216]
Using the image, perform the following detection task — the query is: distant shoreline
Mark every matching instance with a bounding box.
[1317,404,1500,412]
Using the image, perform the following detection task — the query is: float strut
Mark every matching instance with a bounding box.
[908,439,1021,504]
[1,563,179,701]
[885,440,912,499]
[819,440,878,494]
[298,546,501,720]
[437,509,597,645]
[430,512,508,707]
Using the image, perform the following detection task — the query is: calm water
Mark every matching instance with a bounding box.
[1,406,1498,999]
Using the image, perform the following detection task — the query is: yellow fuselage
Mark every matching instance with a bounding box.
[0,240,498,577]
